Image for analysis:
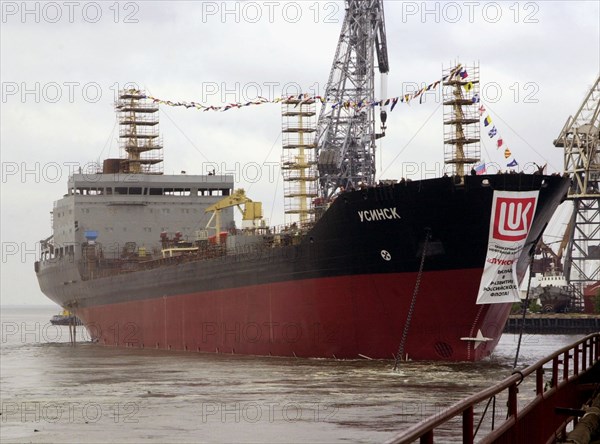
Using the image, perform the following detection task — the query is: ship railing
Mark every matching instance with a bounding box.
[77,244,230,279]
[76,222,319,280]
[227,222,314,240]
[384,333,600,444]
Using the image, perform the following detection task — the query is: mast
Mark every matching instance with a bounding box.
[115,89,163,174]
[315,0,389,200]
[443,63,481,178]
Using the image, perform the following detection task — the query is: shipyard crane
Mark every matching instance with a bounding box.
[554,75,600,302]
[536,217,573,274]
[315,0,389,200]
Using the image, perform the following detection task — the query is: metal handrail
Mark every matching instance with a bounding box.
[384,333,600,444]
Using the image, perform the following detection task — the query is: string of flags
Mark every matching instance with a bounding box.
[446,66,520,172]
[144,66,466,113]
[143,63,520,170]
[475,104,520,171]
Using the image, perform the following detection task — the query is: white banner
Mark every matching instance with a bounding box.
[476,190,539,305]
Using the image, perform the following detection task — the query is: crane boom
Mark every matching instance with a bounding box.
[204,189,263,243]
[204,189,252,213]
[315,0,389,200]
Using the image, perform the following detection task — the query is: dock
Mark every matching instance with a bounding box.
[503,314,600,334]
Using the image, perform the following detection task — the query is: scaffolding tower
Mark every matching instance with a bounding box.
[116,89,163,174]
[554,76,600,305]
[281,97,318,225]
[443,63,481,177]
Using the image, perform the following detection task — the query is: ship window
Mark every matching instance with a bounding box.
[197,189,206,196]
[164,188,191,196]
[86,188,103,196]
[162,208,170,214]
[144,227,152,232]
[149,188,163,195]
[106,188,112,195]
[115,187,128,195]
[129,187,142,195]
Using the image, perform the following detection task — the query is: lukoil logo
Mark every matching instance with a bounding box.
[492,196,537,242]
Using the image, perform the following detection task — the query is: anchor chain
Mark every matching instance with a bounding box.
[394,228,431,370]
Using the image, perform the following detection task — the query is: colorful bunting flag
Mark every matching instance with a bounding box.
[141,66,461,114]
[464,82,474,92]
[472,93,480,103]
[474,163,487,175]
[476,101,523,171]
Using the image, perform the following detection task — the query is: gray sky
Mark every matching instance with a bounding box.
[1,1,599,305]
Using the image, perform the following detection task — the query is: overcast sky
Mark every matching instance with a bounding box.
[1,0,599,305]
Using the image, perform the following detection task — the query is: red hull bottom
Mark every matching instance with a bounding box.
[78,270,511,361]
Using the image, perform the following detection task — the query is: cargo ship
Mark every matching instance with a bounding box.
[34,0,571,361]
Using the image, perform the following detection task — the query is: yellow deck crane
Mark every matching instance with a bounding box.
[204,189,263,244]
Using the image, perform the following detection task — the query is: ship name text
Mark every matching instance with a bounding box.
[358,207,401,223]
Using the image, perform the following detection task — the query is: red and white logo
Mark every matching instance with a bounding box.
[492,196,537,242]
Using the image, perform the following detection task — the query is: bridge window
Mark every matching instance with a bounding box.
[164,188,191,196]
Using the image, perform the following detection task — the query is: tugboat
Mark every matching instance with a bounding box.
[50,309,83,326]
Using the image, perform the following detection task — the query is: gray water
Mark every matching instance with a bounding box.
[0,306,586,443]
